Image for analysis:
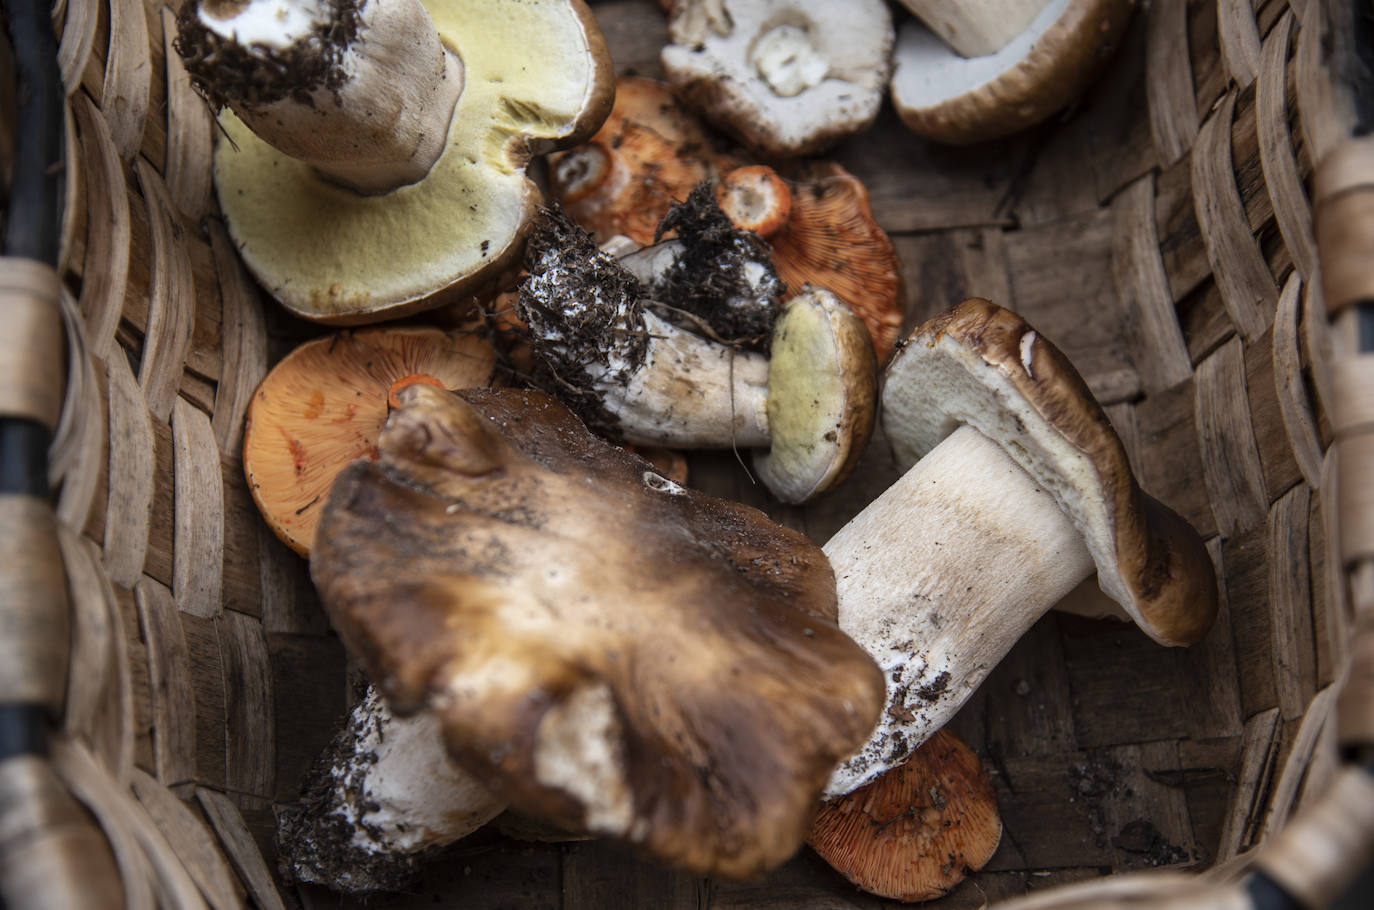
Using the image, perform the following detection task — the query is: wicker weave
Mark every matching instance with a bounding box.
[2,0,1371,906]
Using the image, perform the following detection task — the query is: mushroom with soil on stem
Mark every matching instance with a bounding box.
[822,298,1218,799]
[242,325,498,555]
[175,0,613,323]
[309,384,887,876]
[660,0,895,157]
[519,207,877,505]
[889,0,1136,145]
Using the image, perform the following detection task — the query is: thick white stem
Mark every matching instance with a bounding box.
[202,0,462,194]
[822,425,1094,797]
[899,0,1052,57]
[601,311,771,448]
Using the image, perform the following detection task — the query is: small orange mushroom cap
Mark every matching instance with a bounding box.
[243,327,497,556]
[809,730,1001,902]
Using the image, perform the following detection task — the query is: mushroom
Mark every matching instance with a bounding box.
[519,208,877,504]
[176,0,613,323]
[809,730,1002,902]
[277,685,505,894]
[822,299,1217,798]
[660,0,894,157]
[242,325,497,555]
[889,0,1135,145]
[309,384,886,876]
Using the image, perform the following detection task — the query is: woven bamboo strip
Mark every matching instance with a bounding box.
[0,260,66,430]
[159,7,213,224]
[1256,12,1319,283]
[56,0,98,95]
[1272,275,1324,487]
[194,789,287,910]
[134,578,196,787]
[1261,684,1338,838]
[133,160,195,423]
[171,397,223,620]
[1194,338,1270,536]
[100,0,150,163]
[102,354,154,588]
[50,292,105,531]
[217,612,274,797]
[1267,484,1318,721]
[129,769,243,910]
[1146,0,1199,165]
[72,95,133,364]
[1256,766,1374,908]
[0,497,70,711]
[1218,0,1262,89]
[1216,706,1282,862]
[207,222,266,457]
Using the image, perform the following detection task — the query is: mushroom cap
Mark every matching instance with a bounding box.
[715,165,793,239]
[213,0,614,324]
[753,287,878,504]
[242,326,497,556]
[310,385,886,877]
[661,0,894,157]
[880,298,1217,646]
[890,0,1135,145]
[809,730,1002,902]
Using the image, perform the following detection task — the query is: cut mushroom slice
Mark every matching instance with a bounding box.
[277,686,506,894]
[890,0,1135,145]
[519,210,876,503]
[899,0,1054,59]
[242,325,497,556]
[809,730,1001,902]
[180,0,613,323]
[661,0,894,157]
[310,385,885,876]
[823,299,1217,798]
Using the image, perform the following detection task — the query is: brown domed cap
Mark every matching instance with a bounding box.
[310,385,886,877]
[809,730,1001,901]
[242,327,497,556]
[891,0,1135,145]
[881,298,1217,646]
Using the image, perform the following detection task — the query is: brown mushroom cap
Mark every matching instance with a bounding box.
[213,0,614,323]
[242,326,497,556]
[881,298,1217,646]
[809,730,1002,902]
[890,0,1134,145]
[310,385,886,877]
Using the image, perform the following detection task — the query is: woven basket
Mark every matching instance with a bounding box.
[3,0,1372,906]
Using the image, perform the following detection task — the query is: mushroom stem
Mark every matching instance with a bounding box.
[178,0,463,194]
[822,424,1093,798]
[900,0,1053,58]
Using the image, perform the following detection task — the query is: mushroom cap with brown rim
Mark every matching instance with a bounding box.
[809,730,1001,902]
[310,385,886,877]
[243,326,497,556]
[213,0,614,324]
[880,298,1217,646]
[890,0,1135,145]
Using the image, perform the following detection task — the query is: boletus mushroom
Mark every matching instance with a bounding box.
[890,0,1135,144]
[824,299,1217,798]
[661,0,895,157]
[520,208,877,504]
[176,0,613,323]
[242,325,497,555]
[310,384,885,876]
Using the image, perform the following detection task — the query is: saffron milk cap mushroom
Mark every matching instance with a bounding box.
[310,385,886,876]
[178,0,614,323]
[661,0,894,157]
[823,299,1217,797]
[890,0,1135,145]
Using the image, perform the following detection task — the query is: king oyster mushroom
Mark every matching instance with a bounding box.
[309,384,885,876]
[519,207,877,505]
[175,0,613,323]
[824,299,1218,798]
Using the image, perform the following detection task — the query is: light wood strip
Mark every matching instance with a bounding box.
[1330,354,1374,438]
[1302,277,1337,431]
[194,789,287,910]
[59,102,82,277]
[160,7,213,223]
[1191,92,1277,340]
[1217,0,1262,88]
[1319,447,1352,667]
[0,259,66,429]
[1110,173,1193,391]
[208,221,267,456]
[56,0,99,94]
[173,397,224,619]
[1337,432,1374,563]
[1315,187,1374,317]
[103,354,155,588]
[1146,0,1199,165]
[1294,0,1353,169]
[217,612,274,797]
[1313,135,1374,203]
[51,292,106,532]
[99,0,150,162]
[1194,337,1270,535]
[1257,767,1374,910]
[1267,484,1317,721]
[0,497,69,710]
[130,770,244,910]
[1262,685,1337,838]
[1184,536,1245,740]
[134,577,197,786]
[57,524,114,756]
[1256,12,1319,283]
[73,95,132,363]
[134,159,196,423]
[1272,274,1324,488]
[49,737,158,910]
[1215,706,1282,861]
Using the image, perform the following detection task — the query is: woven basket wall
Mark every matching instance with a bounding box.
[3,0,1372,907]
